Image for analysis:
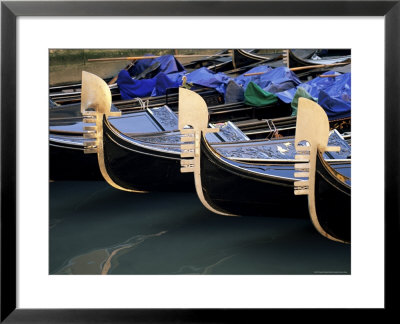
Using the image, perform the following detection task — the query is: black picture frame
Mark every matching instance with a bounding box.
[1,0,398,322]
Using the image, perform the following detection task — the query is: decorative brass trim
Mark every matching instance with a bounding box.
[293,98,347,243]
[282,49,289,68]
[178,88,234,217]
[80,71,147,193]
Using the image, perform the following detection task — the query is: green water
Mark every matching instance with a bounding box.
[49,181,350,275]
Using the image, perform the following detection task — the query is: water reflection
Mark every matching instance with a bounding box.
[50,181,350,275]
[55,231,167,275]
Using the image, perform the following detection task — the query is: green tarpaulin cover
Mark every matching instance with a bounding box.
[244,82,278,107]
[290,87,317,116]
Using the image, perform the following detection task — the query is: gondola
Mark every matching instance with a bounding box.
[51,72,295,181]
[178,88,351,219]
[50,112,348,182]
[76,72,350,200]
[50,87,224,123]
[50,81,121,105]
[50,50,253,105]
[183,49,282,73]
[50,65,149,105]
[232,49,345,71]
[293,98,351,243]
[231,50,351,84]
[231,49,284,69]
[288,49,351,67]
[50,85,293,142]
[50,53,182,105]
[286,49,351,81]
[183,49,234,72]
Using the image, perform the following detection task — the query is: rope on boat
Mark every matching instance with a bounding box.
[135,97,148,110]
[265,119,277,139]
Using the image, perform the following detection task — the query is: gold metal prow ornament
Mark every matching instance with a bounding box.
[293,98,343,242]
[178,88,234,216]
[80,71,146,193]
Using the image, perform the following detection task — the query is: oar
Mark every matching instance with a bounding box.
[243,61,350,76]
[108,60,137,85]
[290,62,350,72]
[88,54,232,62]
[319,74,340,78]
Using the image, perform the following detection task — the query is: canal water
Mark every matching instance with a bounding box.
[49,181,350,275]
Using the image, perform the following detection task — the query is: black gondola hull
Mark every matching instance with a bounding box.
[199,137,309,217]
[103,119,194,192]
[314,151,351,242]
[49,100,293,181]
[50,143,103,181]
[232,49,283,69]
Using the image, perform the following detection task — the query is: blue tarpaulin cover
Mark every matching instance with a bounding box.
[225,80,245,103]
[117,70,180,100]
[276,71,351,119]
[318,73,351,119]
[225,66,301,102]
[186,67,231,94]
[117,70,156,99]
[118,54,186,99]
[129,54,185,77]
[254,66,301,94]
[120,66,231,100]
[180,66,300,98]
[150,73,182,97]
[276,70,341,103]
[186,65,301,102]
[164,71,186,84]
[118,58,351,119]
[233,65,273,89]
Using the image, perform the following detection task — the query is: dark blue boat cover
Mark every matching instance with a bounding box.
[183,66,300,98]
[225,80,245,103]
[276,70,341,103]
[118,58,350,119]
[276,71,351,119]
[128,54,185,77]
[120,67,231,100]
[186,67,231,94]
[150,73,182,97]
[164,71,187,84]
[185,65,300,102]
[117,70,180,100]
[251,66,301,94]
[223,66,301,104]
[233,65,273,89]
[318,73,351,119]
